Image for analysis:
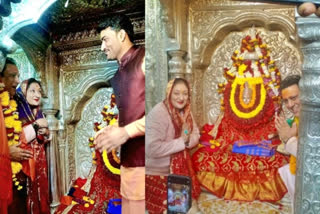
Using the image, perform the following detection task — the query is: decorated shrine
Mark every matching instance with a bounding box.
[192,29,289,202]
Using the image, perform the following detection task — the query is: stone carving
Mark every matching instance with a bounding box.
[62,63,117,113]
[75,87,113,178]
[66,124,76,186]
[61,58,117,184]
[189,9,296,67]
[59,46,107,68]
[295,15,320,214]
[190,0,287,8]
[132,17,145,34]
[55,29,98,43]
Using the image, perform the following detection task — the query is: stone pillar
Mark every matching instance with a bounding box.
[44,109,62,209]
[294,15,320,214]
[168,50,187,80]
[43,46,63,210]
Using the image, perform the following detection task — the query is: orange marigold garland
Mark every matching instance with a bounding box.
[0,82,23,190]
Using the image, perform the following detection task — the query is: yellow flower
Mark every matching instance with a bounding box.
[13,114,19,120]
[0,91,10,106]
[17,186,23,190]
[9,100,17,109]
[90,200,94,204]
[238,64,247,76]
[109,118,117,125]
[4,116,15,128]
[102,150,120,175]
[11,162,22,174]
[84,203,89,208]
[289,155,296,174]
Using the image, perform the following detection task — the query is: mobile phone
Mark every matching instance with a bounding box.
[167,174,192,214]
[250,0,320,5]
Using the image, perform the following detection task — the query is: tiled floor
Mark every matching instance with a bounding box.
[197,192,292,214]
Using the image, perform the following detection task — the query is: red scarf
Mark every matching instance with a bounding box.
[163,78,200,199]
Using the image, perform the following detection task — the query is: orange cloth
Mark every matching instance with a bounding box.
[20,130,35,181]
[121,197,145,214]
[0,104,12,214]
[120,166,145,200]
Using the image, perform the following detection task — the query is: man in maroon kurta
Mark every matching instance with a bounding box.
[95,15,145,214]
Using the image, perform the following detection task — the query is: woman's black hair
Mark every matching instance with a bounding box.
[26,78,42,92]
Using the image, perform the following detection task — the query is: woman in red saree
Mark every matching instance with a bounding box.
[146,78,201,214]
[15,78,51,214]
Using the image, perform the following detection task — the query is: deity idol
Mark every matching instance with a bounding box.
[192,30,289,202]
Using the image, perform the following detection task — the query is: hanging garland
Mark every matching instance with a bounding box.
[218,32,281,129]
[199,30,282,151]
[88,94,120,175]
[0,82,23,190]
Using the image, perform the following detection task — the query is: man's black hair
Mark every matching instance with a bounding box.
[0,57,17,77]
[97,14,134,42]
[279,75,301,91]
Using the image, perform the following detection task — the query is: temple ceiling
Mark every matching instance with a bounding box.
[43,0,144,34]
[11,0,144,48]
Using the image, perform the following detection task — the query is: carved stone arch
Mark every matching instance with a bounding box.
[196,11,297,68]
[73,86,114,178]
[62,62,118,184]
[63,65,117,124]
[189,4,302,126]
